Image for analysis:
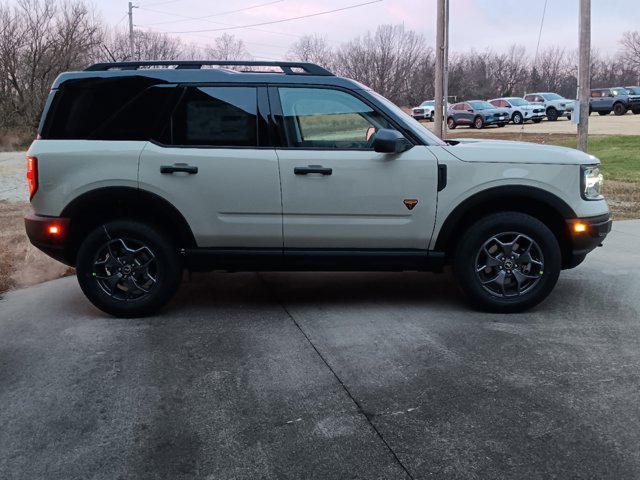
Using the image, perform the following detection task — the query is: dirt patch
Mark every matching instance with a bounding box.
[0,201,72,294]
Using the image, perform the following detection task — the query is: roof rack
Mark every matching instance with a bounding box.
[84,60,334,76]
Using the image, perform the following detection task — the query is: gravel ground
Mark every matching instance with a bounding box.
[0,151,28,203]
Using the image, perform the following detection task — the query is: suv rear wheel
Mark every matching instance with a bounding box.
[546,107,559,121]
[453,212,561,313]
[76,220,182,317]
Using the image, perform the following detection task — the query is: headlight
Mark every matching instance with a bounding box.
[581,165,604,200]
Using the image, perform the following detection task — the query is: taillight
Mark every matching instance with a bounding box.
[27,155,38,200]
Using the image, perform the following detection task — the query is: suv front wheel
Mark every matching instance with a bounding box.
[76,220,182,317]
[453,212,561,313]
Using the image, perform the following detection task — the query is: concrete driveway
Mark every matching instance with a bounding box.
[1,221,639,480]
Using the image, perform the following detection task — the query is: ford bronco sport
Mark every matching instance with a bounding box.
[25,61,611,317]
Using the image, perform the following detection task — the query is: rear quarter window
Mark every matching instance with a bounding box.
[42,76,167,140]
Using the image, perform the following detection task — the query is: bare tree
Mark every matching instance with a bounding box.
[335,24,427,105]
[0,0,101,128]
[101,28,198,62]
[286,34,334,69]
[205,33,251,61]
[620,31,640,78]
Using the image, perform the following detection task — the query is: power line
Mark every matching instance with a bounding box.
[161,0,384,34]
[139,0,284,26]
[137,0,182,8]
[533,0,548,67]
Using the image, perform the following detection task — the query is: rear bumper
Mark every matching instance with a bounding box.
[24,213,74,266]
[563,213,612,269]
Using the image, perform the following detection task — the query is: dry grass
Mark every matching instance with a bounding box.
[0,201,72,294]
[0,128,34,152]
[603,180,640,220]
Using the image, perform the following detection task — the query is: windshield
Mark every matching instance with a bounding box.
[542,93,563,100]
[420,101,435,107]
[628,87,640,95]
[468,101,494,110]
[613,88,630,95]
[369,91,446,146]
[507,98,528,106]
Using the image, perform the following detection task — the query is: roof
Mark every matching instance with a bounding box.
[52,60,363,90]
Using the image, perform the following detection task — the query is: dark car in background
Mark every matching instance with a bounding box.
[590,87,640,116]
[447,100,509,129]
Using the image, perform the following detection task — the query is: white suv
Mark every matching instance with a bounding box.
[25,61,611,317]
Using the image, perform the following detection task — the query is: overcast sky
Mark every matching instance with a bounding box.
[81,0,640,59]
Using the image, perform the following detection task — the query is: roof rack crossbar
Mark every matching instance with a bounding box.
[85,60,333,76]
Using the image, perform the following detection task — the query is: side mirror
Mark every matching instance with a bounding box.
[372,129,412,154]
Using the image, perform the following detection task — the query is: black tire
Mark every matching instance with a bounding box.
[566,114,571,120]
[633,109,640,115]
[598,111,610,116]
[452,212,561,313]
[447,117,456,129]
[76,220,182,318]
[532,118,542,123]
[613,102,627,116]
[512,111,523,125]
[497,123,506,127]
[473,116,484,129]
[546,107,559,121]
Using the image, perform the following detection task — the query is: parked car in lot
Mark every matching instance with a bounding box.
[523,92,574,121]
[25,60,610,317]
[412,100,435,121]
[489,97,545,124]
[625,86,640,113]
[590,87,640,116]
[447,100,509,129]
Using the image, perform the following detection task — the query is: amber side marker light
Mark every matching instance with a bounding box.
[574,222,588,233]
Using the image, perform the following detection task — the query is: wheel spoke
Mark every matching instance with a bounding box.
[95,272,122,294]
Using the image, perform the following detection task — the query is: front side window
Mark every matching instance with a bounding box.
[278,87,392,149]
[168,87,257,147]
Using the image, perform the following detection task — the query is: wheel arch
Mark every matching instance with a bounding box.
[434,185,576,266]
[61,186,197,261]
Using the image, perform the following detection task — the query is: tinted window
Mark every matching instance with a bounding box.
[43,77,162,139]
[93,86,176,141]
[278,87,392,149]
[168,87,257,147]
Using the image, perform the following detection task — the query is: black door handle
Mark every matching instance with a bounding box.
[160,164,198,174]
[294,165,332,175]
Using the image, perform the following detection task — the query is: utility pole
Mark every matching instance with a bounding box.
[577,0,591,152]
[434,0,446,139]
[128,2,136,60]
[443,0,449,136]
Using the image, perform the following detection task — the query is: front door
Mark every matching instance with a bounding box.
[272,86,439,250]
[139,85,282,248]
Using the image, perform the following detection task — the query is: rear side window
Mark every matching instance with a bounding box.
[43,77,163,139]
[166,87,257,147]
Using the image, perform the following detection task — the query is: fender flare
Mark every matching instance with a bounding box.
[434,185,576,251]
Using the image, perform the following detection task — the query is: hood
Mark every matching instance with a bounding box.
[444,138,598,165]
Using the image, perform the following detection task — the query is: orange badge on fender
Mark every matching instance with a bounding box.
[403,199,418,210]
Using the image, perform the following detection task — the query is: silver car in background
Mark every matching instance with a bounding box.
[412,100,435,121]
[524,92,574,121]
[489,97,545,125]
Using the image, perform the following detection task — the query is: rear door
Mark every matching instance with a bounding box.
[139,85,282,248]
[271,85,438,250]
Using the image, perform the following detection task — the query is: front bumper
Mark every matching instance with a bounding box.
[563,213,612,268]
[485,115,509,125]
[412,111,434,120]
[24,213,74,266]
